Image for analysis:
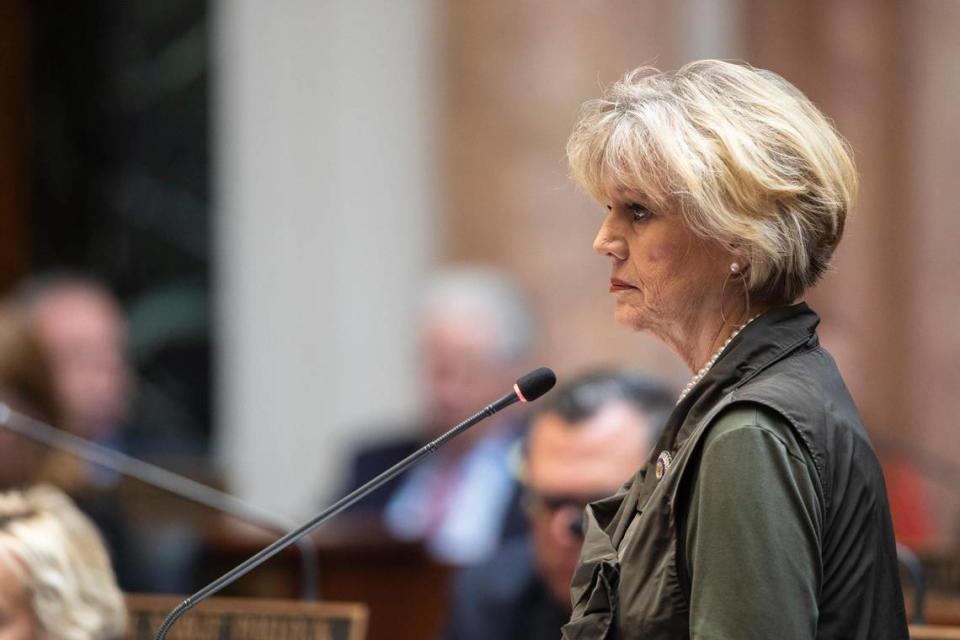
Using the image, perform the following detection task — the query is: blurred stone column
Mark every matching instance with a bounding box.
[213,0,437,516]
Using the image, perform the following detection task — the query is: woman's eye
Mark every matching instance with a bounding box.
[627,203,651,221]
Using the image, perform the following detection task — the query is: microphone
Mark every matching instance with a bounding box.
[0,403,319,600]
[153,367,557,639]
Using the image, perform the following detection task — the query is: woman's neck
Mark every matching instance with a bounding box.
[659,301,770,375]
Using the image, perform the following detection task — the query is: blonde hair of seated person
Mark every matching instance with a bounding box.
[0,485,126,640]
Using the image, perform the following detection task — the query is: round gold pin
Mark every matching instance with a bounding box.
[655,450,673,481]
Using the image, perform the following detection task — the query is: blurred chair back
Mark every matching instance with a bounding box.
[125,595,367,640]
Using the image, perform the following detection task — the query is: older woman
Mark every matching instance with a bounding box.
[0,485,127,640]
[562,61,907,639]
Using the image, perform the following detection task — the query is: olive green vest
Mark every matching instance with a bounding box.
[562,303,908,639]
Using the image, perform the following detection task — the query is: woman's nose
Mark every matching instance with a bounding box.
[593,216,626,260]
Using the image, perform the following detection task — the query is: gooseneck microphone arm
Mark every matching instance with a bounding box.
[0,403,319,600]
[154,367,556,640]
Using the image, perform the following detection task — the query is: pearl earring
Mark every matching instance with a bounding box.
[729,262,740,274]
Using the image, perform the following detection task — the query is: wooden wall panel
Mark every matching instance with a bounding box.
[744,0,909,438]
[745,0,960,543]
[440,1,691,386]
[901,0,960,544]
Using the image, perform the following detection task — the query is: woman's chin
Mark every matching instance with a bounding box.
[613,305,649,332]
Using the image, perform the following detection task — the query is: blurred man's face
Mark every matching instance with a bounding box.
[30,288,131,439]
[420,312,510,440]
[525,403,652,607]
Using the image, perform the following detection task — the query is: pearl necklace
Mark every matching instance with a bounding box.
[676,315,759,404]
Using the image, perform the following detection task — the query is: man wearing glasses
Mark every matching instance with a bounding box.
[443,369,674,640]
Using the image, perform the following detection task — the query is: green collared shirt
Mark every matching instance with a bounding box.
[681,403,821,639]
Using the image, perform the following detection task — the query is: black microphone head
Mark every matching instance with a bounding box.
[515,367,557,403]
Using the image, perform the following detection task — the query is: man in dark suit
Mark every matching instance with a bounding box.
[343,267,533,565]
[442,369,674,639]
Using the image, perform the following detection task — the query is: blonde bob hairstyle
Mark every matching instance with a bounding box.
[0,485,127,640]
[567,60,857,304]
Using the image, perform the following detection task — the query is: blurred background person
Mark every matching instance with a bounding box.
[0,484,127,640]
[443,369,675,640]
[343,266,535,565]
[18,274,133,490]
[18,272,209,462]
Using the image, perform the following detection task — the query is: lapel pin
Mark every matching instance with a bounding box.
[655,450,673,481]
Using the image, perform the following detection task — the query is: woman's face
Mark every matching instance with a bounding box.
[593,186,730,337]
[0,558,37,640]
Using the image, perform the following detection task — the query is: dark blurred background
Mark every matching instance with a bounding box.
[13,0,212,452]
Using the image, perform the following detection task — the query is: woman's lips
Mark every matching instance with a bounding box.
[609,278,637,293]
